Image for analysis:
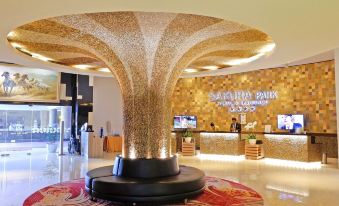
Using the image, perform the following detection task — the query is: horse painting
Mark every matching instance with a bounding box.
[1,72,16,95]
[0,68,58,102]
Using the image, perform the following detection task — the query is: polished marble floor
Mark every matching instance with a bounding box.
[0,150,338,206]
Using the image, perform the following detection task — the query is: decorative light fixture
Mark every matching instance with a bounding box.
[225,53,264,66]
[97,67,111,73]
[72,64,93,70]
[258,42,276,53]
[18,48,30,53]
[160,148,166,159]
[31,53,52,62]
[10,42,23,49]
[223,43,275,66]
[202,65,219,70]
[7,31,15,38]
[184,68,198,73]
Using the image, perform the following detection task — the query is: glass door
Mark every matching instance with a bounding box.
[6,109,33,153]
[0,111,8,155]
[0,104,72,155]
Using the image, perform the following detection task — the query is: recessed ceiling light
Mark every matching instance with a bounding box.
[202,65,219,70]
[97,67,111,73]
[258,43,276,53]
[31,53,52,62]
[19,48,30,53]
[72,64,93,70]
[225,53,264,66]
[7,31,15,38]
[184,68,198,73]
[10,42,23,49]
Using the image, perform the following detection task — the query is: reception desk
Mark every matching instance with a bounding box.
[263,133,322,162]
[171,131,245,155]
[171,130,333,162]
[200,132,245,155]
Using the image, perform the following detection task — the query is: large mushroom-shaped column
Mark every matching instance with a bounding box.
[8,12,273,202]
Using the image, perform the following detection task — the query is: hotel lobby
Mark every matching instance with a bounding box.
[1,0,339,205]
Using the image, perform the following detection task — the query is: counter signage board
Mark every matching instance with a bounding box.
[209,90,278,113]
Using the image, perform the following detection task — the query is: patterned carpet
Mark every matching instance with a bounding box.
[23,176,263,206]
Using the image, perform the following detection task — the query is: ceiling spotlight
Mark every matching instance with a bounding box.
[10,42,23,49]
[31,53,52,62]
[258,43,276,53]
[72,64,93,70]
[225,53,264,66]
[184,68,198,73]
[202,65,219,70]
[97,67,111,73]
[7,31,15,38]
[19,48,30,53]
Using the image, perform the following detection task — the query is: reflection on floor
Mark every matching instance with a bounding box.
[0,150,338,206]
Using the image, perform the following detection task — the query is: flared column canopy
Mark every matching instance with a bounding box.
[7,12,274,158]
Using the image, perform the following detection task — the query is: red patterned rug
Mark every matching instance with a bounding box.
[23,176,263,206]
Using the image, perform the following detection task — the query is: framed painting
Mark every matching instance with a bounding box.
[0,65,60,103]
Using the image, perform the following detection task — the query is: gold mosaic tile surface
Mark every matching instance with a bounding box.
[263,135,322,162]
[8,12,273,158]
[172,61,336,134]
[200,133,245,155]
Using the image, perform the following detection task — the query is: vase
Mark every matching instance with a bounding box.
[185,137,192,143]
[249,139,256,145]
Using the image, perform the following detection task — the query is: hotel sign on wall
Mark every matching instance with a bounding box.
[209,91,278,113]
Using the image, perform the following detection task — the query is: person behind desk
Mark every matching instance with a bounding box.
[210,122,220,131]
[230,117,241,132]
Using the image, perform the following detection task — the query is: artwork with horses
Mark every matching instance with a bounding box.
[0,66,59,102]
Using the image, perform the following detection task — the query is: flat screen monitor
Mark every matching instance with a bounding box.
[277,114,304,130]
[173,115,197,129]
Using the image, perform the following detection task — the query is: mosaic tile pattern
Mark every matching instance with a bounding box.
[8,12,273,158]
[200,133,245,155]
[263,134,322,162]
[172,61,336,134]
[171,133,177,154]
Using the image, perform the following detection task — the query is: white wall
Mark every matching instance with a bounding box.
[93,76,123,137]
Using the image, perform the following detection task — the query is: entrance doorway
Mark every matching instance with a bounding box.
[0,104,72,155]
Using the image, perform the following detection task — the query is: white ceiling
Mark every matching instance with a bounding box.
[1,0,339,77]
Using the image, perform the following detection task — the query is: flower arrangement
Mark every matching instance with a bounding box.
[247,133,257,145]
[182,129,192,138]
[247,133,256,140]
[182,129,193,143]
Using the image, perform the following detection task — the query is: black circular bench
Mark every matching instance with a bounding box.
[85,155,205,203]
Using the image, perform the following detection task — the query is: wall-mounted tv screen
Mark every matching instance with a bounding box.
[173,115,197,129]
[278,114,304,130]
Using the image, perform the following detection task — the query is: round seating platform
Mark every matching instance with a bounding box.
[85,156,205,203]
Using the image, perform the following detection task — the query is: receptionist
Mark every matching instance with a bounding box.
[230,117,241,132]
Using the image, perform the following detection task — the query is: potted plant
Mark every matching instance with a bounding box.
[46,130,58,153]
[247,133,257,145]
[182,129,193,143]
